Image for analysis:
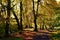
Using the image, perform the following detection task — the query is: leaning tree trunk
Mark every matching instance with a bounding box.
[5,0,11,37]
[11,8,20,28]
[32,0,38,32]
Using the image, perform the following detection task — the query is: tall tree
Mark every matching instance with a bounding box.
[32,0,38,31]
[19,0,23,34]
[5,0,11,37]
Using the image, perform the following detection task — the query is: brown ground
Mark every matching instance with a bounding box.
[11,30,52,40]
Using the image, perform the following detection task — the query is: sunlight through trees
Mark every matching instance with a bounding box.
[0,0,60,37]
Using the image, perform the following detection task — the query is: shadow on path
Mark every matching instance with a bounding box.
[33,35,51,40]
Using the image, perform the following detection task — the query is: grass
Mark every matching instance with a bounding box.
[52,33,60,40]
[0,37,23,40]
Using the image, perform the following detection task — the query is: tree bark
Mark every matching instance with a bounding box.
[5,0,11,37]
[19,1,23,34]
[32,0,38,32]
[11,9,20,28]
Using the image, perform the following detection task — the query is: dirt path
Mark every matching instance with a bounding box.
[11,30,52,40]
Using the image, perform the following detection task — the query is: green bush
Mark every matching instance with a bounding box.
[52,33,60,40]
[0,24,5,37]
[0,37,23,40]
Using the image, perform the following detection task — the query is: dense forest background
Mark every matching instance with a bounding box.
[0,0,60,38]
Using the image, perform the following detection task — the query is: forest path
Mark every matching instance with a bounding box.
[11,30,52,40]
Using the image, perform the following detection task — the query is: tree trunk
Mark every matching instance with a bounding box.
[32,0,38,32]
[11,9,20,28]
[19,1,23,34]
[5,0,11,37]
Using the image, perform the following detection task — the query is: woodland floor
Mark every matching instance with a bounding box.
[10,30,52,40]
